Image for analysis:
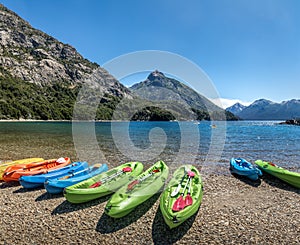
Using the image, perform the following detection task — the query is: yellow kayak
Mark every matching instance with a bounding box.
[0,158,44,180]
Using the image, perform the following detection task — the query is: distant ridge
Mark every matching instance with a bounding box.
[227,99,300,120]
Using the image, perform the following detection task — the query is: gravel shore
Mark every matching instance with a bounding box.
[0,166,299,245]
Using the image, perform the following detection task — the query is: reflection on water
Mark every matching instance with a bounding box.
[0,121,299,172]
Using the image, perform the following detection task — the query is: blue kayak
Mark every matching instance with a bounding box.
[230,158,262,181]
[19,161,89,189]
[44,163,108,194]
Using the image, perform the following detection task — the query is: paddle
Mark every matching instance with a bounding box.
[127,168,160,191]
[59,164,102,180]
[172,170,195,212]
[184,171,195,207]
[171,167,186,197]
[89,167,132,188]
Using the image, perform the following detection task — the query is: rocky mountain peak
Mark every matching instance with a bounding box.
[147,70,166,81]
[252,99,273,106]
[130,71,238,120]
[226,102,246,115]
[282,99,300,105]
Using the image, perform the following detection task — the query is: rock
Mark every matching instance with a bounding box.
[280,119,300,126]
[0,9,96,86]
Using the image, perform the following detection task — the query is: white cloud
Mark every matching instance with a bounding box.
[209,98,252,109]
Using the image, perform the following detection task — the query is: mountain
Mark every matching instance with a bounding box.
[0,4,133,120]
[226,102,246,115]
[0,4,237,121]
[234,99,300,120]
[0,4,100,85]
[130,70,238,121]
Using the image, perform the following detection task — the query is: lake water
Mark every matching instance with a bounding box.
[0,121,299,173]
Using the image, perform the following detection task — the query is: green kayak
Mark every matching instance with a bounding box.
[160,165,203,229]
[63,161,143,203]
[255,160,300,189]
[105,160,169,218]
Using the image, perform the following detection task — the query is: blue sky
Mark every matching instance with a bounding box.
[2,0,300,107]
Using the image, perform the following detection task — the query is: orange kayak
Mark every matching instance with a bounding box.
[0,158,44,181]
[2,157,71,182]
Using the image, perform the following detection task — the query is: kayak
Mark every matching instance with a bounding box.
[160,165,203,229]
[45,163,108,194]
[3,157,71,182]
[255,160,300,189]
[230,158,262,181]
[19,161,89,189]
[0,158,44,180]
[64,161,143,204]
[105,160,169,218]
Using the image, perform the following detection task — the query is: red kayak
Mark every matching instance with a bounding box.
[2,157,71,182]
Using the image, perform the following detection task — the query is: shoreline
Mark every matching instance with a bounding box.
[0,166,299,244]
[0,119,71,122]
[0,119,119,123]
[0,119,284,122]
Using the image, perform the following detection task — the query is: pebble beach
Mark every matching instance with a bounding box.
[0,165,299,245]
[1,1,300,244]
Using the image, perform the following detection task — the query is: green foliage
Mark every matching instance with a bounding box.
[191,108,210,120]
[95,94,121,120]
[225,111,239,121]
[0,74,79,120]
[0,74,173,121]
[131,106,176,121]
[191,108,239,121]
